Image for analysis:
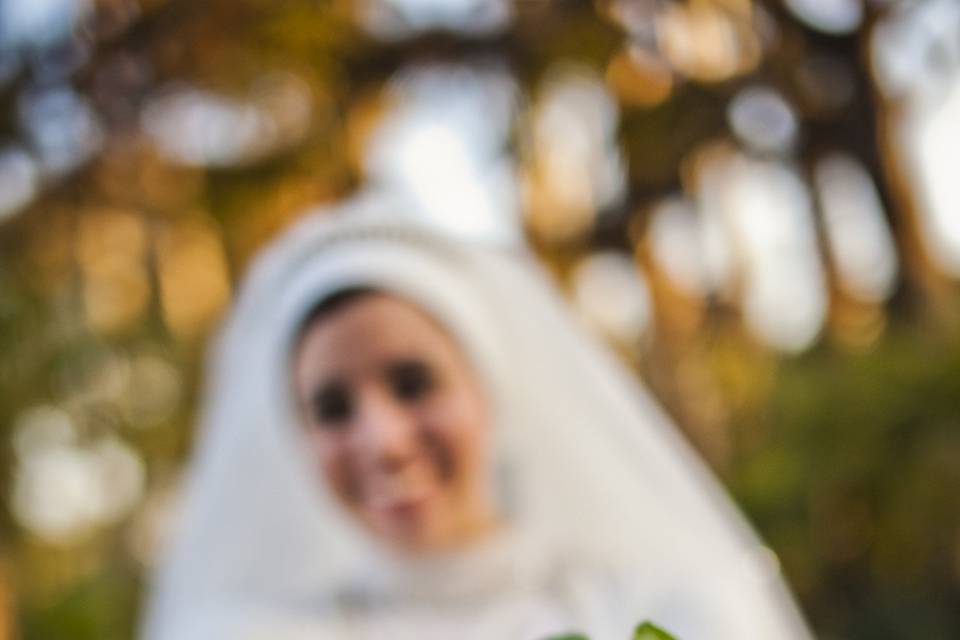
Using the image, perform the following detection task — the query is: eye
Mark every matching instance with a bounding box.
[310,384,352,429]
[389,361,436,402]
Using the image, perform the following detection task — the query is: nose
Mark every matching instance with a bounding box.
[353,388,418,472]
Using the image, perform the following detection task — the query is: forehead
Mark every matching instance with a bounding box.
[293,293,468,377]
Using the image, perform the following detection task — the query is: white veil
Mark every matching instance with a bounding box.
[142,191,812,640]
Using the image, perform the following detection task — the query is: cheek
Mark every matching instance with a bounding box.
[306,432,361,504]
[423,390,490,484]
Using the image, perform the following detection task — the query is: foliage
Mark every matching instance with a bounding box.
[633,622,678,640]
[547,621,677,640]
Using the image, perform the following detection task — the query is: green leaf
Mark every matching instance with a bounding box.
[634,621,678,640]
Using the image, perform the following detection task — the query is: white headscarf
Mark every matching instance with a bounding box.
[142,191,812,640]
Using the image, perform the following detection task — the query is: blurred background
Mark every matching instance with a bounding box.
[0,0,958,638]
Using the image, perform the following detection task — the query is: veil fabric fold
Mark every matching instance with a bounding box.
[142,191,811,640]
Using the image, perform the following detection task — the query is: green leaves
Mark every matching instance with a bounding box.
[634,621,678,639]
[545,621,677,640]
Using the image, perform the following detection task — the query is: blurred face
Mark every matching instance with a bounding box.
[292,293,498,552]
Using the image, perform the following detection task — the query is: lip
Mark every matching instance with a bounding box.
[386,496,429,520]
[371,488,436,523]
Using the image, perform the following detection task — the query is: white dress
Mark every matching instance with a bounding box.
[141,191,812,640]
[158,530,733,640]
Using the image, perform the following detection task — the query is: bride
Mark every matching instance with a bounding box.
[142,192,812,639]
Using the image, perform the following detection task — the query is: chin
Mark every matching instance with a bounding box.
[365,510,437,552]
[373,524,437,552]
[364,491,449,547]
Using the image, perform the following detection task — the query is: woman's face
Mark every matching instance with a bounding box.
[292,293,498,552]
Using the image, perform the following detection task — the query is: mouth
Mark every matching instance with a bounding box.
[381,493,433,522]
[364,471,439,526]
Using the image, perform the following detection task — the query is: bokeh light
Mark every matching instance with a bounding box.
[523,66,624,245]
[356,0,512,40]
[364,64,521,246]
[646,196,707,298]
[903,77,960,277]
[10,407,144,545]
[783,0,862,36]
[0,0,90,48]
[727,86,798,155]
[0,147,38,221]
[155,218,231,338]
[656,0,761,83]
[18,86,103,177]
[814,153,898,303]
[694,147,827,352]
[571,251,652,343]
[77,209,149,335]
[142,73,313,168]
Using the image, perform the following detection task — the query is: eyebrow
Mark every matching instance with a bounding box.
[305,357,432,396]
[311,374,348,395]
[385,357,431,373]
